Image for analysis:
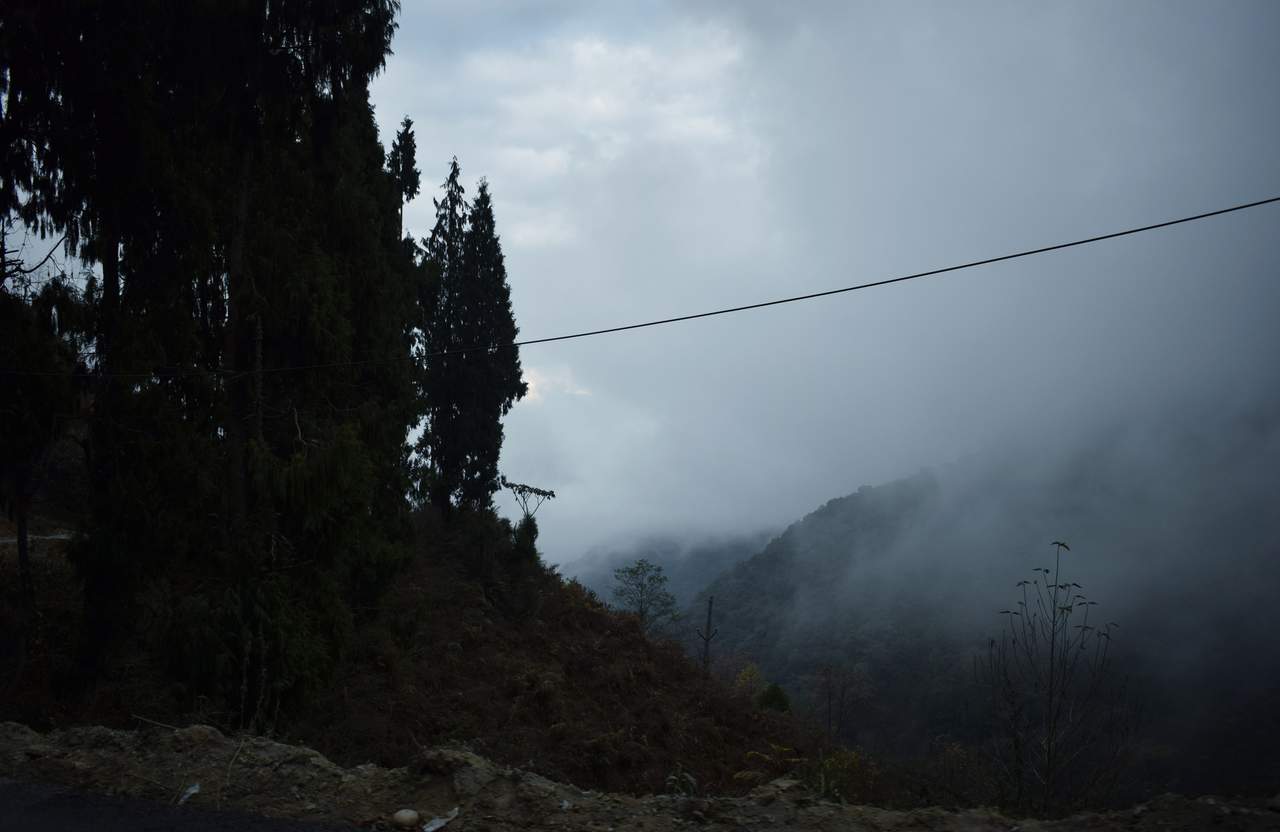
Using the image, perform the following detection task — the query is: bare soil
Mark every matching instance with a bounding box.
[3,722,1278,831]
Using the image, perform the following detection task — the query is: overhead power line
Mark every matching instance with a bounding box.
[3,194,1278,379]
[511,195,1279,348]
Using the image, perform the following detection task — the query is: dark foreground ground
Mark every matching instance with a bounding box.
[0,779,355,832]
[4,722,1280,832]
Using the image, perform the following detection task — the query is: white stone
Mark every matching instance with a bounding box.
[392,808,420,828]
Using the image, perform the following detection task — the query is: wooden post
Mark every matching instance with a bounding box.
[695,596,718,675]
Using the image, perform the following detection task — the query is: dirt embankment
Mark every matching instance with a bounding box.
[2,722,1278,831]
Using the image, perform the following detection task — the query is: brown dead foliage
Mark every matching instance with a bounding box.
[292,552,800,795]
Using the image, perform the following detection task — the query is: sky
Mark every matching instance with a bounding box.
[370,0,1280,566]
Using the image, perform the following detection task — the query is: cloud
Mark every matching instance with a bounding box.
[523,365,592,404]
[459,24,754,165]
[494,146,572,180]
[375,1,1280,565]
[506,211,578,249]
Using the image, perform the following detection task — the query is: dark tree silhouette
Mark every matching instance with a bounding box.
[696,595,718,674]
[386,116,421,235]
[416,166,526,511]
[612,558,678,633]
[2,0,420,726]
[501,477,556,520]
[980,541,1132,814]
[0,277,85,623]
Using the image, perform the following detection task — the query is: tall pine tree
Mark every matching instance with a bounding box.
[457,179,526,507]
[386,116,421,237]
[417,159,468,510]
[415,166,526,511]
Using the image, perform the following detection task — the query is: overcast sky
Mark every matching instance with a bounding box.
[370,0,1280,565]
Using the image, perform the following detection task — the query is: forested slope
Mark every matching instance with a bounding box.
[685,398,1280,799]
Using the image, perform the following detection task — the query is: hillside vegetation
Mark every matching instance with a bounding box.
[0,507,801,797]
[678,401,1280,805]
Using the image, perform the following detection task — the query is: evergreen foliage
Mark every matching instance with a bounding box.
[386,116,421,235]
[0,272,87,621]
[0,1,533,728]
[415,164,526,512]
[456,179,526,504]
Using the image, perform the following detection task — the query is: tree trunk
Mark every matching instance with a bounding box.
[99,226,119,356]
[223,158,252,541]
[15,476,34,620]
[697,596,716,675]
[79,224,120,677]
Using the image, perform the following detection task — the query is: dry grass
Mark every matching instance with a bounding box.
[0,524,802,797]
[292,553,801,795]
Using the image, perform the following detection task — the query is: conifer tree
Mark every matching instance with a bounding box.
[417,159,468,510]
[0,278,85,622]
[387,116,421,236]
[457,179,526,507]
[2,0,418,723]
[415,165,526,511]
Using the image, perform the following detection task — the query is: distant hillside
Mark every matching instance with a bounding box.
[570,531,776,608]
[680,398,1280,797]
[682,474,943,671]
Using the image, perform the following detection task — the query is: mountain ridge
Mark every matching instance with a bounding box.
[674,401,1280,797]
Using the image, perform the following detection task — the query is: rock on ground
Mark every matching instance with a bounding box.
[1,722,1278,831]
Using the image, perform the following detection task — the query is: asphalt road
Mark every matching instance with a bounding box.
[0,779,359,832]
